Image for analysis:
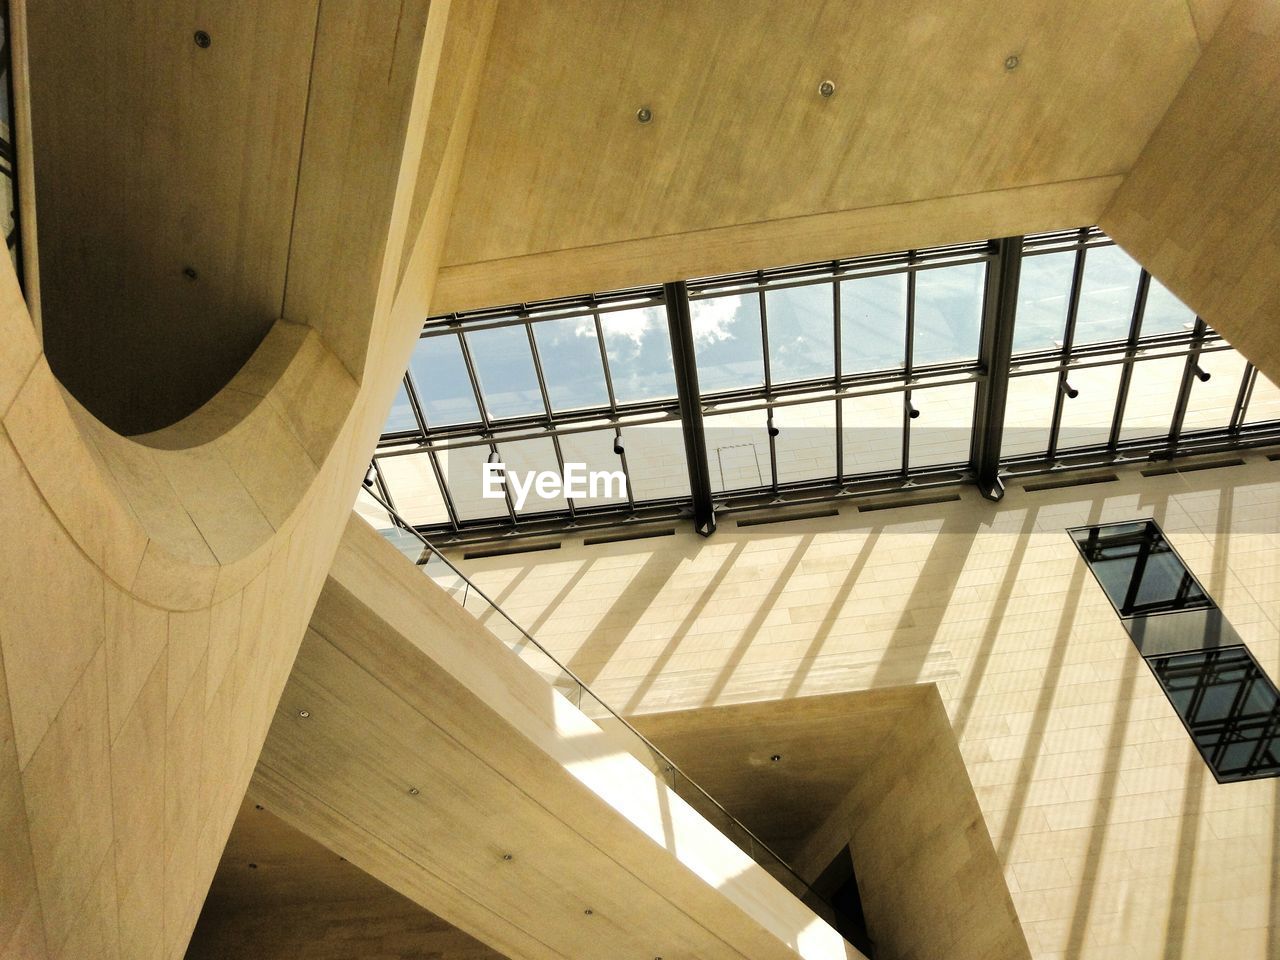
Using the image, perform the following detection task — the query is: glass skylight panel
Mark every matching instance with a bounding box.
[912,262,984,366]
[1181,349,1249,433]
[433,443,509,521]
[841,392,903,476]
[1070,520,1211,617]
[704,407,769,492]
[532,316,611,410]
[1056,363,1123,449]
[556,426,630,507]
[1073,245,1142,345]
[383,379,418,434]
[765,283,834,383]
[377,452,450,526]
[691,292,765,393]
[1245,368,1280,424]
[1002,370,1057,457]
[618,423,691,500]
[410,334,480,426]
[840,273,907,373]
[773,399,837,484]
[1140,278,1197,338]
[465,325,544,419]
[908,381,975,468]
[599,305,678,403]
[494,436,570,514]
[1012,251,1073,355]
[1118,356,1183,442]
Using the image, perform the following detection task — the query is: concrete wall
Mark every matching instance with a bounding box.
[455,452,1280,959]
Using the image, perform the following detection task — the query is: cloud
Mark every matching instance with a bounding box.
[690,296,739,345]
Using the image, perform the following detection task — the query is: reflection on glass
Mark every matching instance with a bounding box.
[1013,252,1073,355]
[1002,371,1057,457]
[1149,646,1280,783]
[532,317,610,410]
[619,423,690,500]
[1071,520,1211,617]
[557,426,629,506]
[841,392,903,475]
[765,284,833,383]
[466,325,544,419]
[376,453,450,526]
[692,293,764,392]
[1057,363,1123,449]
[495,436,570,514]
[599,306,677,403]
[436,443,509,521]
[1140,278,1196,338]
[1182,349,1249,433]
[704,407,768,492]
[1118,356,1182,442]
[410,334,480,426]
[773,400,837,484]
[383,380,417,434]
[840,273,906,374]
[1245,368,1280,424]
[913,262,984,366]
[909,381,975,468]
[1074,245,1141,345]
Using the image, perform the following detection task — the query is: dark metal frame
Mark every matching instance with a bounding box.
[375,228,1280,545]
[0,0,23,287]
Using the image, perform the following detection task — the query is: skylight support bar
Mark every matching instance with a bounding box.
[971,236,1023,501]
[665,280,717,536]
[1046,228,1090,460]
[523,321,578,522]
[401,371,462,531]
[757,272,780,492]
[456,330,520,526]
[1106,270,1153,450]
[833,265,845,485]
[1231,365,1257,434]
[901,250,918,475]
[1167,317,1210,453]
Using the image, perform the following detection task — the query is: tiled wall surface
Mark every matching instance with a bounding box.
[455,454,1280,960]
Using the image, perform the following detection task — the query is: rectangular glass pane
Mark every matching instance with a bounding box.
[1070,520,1211,618]
[912,262,984,366]
[557,426,629,507]
[619,423,690,500]
[1118,355,1182,442]
[494,436,570,515]
[532,317,610,411]
[909,381,975,468]
[841,392,903,476]
[692,292,764,393]
[1140,278,1196,338]
[1073,245,1141,346]
[410,334,480,427]
[1001,370,1057,458]
[765,283,834,383]
[1246,368,1280,424]
[377,452,450,527]
[436,443,510,521]
[1012,251,1074,355]
[382,379,418,434]
[1057,362,1122,450]
[773,399,837,484]
[465,325,544,420]
[1148,646,1280,783]
[1181,349,1249,434]
[704,407,768,492]
[599,305,678,403]
[840,273,906,374]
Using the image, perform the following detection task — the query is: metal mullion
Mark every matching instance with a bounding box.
[614,425,638,513]
[665,281,716,536]
[592,309,621,414]
[902,251,917,476]
[398,373,461,531]
[1232,365,1258,433]
[1167,318,1209,452]
[1106,271,1153,451]
[1047,229,1089,460]
[757,273,779,492]
[523,322,578,521]
[833,272,844,484]
[455,330,519,525]
[971,236,1022,500]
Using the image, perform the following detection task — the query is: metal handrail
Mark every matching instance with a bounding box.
[356,483,822,905]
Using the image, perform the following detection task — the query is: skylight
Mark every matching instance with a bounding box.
[371,228,1280,542]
